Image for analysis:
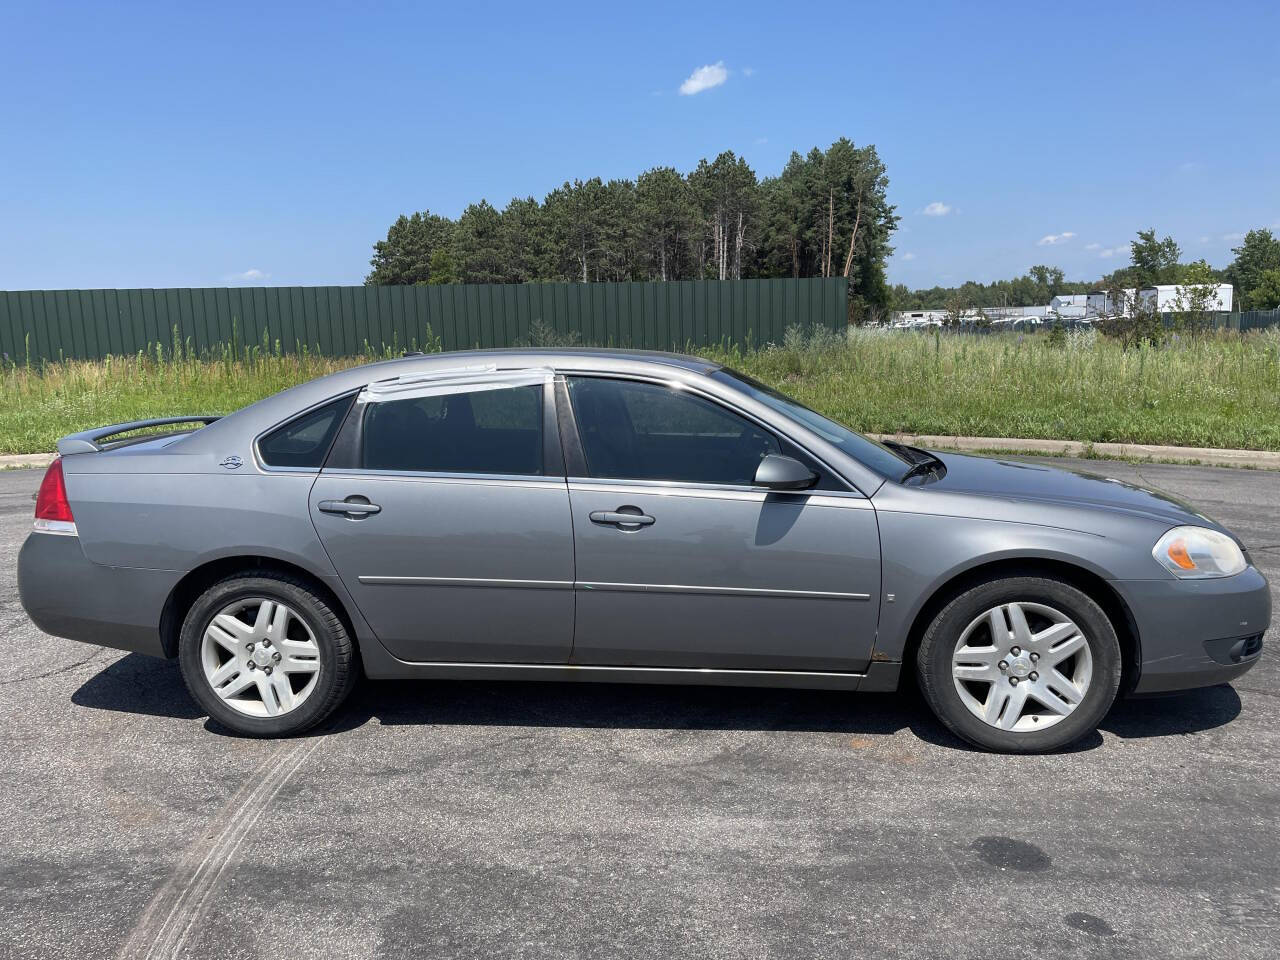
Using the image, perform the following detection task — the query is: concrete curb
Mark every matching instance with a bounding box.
[870,434,1280,470]
[3,438,1279,472]
[0,453,56,470]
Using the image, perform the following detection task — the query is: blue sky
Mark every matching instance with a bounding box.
[2,0,1277,291]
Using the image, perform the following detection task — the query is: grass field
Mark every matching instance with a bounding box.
[2,327,1280,455]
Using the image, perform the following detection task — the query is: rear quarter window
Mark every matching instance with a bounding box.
[258,395,355,468]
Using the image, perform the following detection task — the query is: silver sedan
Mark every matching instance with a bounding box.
[16,349,1270,751]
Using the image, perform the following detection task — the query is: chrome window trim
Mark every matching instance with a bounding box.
[567,476,871,508]
[555,369,865,497]
[257,465,323,476]
[318,468,565,490]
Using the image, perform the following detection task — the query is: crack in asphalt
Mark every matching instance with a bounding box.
[0,645,108,686]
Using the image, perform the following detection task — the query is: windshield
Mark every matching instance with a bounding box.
[712,368,913,479]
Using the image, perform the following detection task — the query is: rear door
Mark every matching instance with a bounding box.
[561,375,881,672]
[309,370,575,663]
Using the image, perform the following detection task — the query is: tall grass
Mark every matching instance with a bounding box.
[709,326,1280,450]
[0,329,420,455]
[2,326,1279,454]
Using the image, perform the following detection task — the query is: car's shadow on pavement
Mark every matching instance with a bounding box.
[70,652,203,720]
[73,653,1244,751]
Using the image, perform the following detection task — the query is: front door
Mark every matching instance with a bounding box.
[561,376,881,672]
[310,374,574,664]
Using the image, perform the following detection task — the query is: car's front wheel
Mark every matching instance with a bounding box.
[916,576,1122,752]
[178,572,356,736]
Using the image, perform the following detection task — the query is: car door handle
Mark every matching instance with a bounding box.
[590,509,655,528]
[318,498,382,517]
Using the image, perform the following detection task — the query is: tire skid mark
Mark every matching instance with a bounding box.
[117,737,322,960]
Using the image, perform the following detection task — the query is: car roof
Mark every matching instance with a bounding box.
[378,347,720,375]
[181,348,723,450]
[346,348,721,387]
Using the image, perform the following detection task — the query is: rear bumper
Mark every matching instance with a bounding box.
[1114,567,1271,694]
[17,532,179,658]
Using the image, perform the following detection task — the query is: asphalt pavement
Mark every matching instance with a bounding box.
[1,459,1276,960]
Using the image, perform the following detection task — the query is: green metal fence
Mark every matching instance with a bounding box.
[1232,308,1280,332]
[0,278,849,364]
[1154,310,1280,331]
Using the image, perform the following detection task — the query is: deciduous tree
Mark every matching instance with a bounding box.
[1225,229,1280,309]
[1129,228,1182,287]
[427,248,458,285]
[1246,268,1280,310]
[1171,259,1219,336]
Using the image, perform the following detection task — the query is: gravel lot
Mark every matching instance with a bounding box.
[1,459,1276,960]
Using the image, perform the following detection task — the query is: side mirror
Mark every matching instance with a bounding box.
[754,454,818,491]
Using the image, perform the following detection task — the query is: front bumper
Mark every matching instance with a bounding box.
[17,532,180,658]
[1113,566,1271,694]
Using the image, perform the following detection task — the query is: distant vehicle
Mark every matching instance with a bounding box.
[17,350,1270,751]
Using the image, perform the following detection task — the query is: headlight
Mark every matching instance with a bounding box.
[1152,525,1247,579]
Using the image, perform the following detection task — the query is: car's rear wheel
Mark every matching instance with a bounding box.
[916,576,1122,752]
[178,572,355,737]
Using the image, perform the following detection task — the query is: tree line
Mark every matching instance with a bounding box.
[366,139,900,320]
[892,228,1280,313]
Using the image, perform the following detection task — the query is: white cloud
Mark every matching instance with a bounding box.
[742,66,756,77]
[226,268,269,282]
[900,252,917,261]
[679,61,728,96]
[1084,242,1101,250]
[922,201,951,217]
[1097,246,1127,258]
[754,136,768,145]
[1222,232,1245,242]
[1199,236,1210,243]
[1037,231,1076,246]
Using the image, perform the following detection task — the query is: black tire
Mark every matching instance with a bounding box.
[916,576,1121,753]
[178,572,356,737]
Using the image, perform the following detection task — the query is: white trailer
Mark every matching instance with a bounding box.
[1139,284,1233,313]
[1087,288,1136,316]
[1050,294,1089,311]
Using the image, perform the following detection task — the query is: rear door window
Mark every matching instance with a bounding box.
[357,384,545,476]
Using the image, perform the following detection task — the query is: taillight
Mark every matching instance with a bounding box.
[33,458,77,534]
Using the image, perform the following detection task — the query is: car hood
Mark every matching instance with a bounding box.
[922,451,1217,530]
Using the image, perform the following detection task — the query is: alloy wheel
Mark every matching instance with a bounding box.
[951,601,1093,732]
[200,598,322,718]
